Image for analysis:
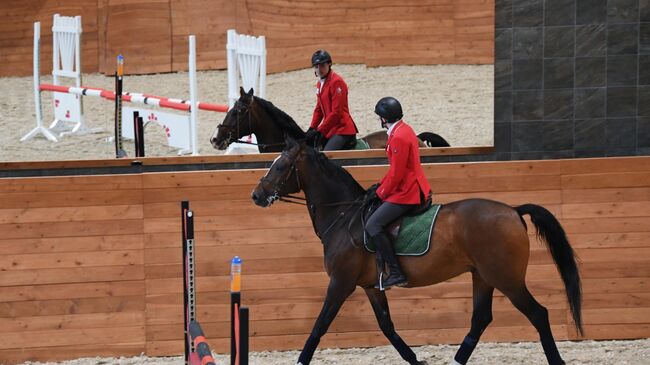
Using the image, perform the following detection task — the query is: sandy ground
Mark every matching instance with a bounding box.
[0,64,493,162]
[16,339,650,364]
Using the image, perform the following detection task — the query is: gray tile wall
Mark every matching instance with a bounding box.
[494,0,650,159]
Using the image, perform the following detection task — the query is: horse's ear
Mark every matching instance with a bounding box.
[247,88,254,96]
[239,86,246,97]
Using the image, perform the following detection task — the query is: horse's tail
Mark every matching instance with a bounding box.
[417,132,450,147]
[515,204,583,336]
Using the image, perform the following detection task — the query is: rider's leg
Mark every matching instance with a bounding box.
[365,202,414,289]
[323,134,355,151]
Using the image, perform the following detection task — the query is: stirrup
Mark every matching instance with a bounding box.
[376,271,387,291]
[375,271,408,291]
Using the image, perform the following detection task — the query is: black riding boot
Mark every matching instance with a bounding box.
[372,232,408,290]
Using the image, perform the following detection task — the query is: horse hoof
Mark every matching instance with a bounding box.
[414,361,428,365]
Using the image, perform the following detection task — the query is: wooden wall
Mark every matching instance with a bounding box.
[0,174,145,363]
[0,0,494,77]
[1,156,649,363]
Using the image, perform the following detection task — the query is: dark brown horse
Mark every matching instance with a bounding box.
[211,88,450,153]
[251,138,582,365]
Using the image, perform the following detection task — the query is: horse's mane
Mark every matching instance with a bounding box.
[254,97,306,139]
[304,146,365,196]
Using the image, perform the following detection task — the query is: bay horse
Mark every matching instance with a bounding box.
[250,138,582,365]
[210,88,450,153]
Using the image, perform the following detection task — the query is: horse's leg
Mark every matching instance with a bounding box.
[296,278,356,365]
[364,288,426,365]
[502,286,565,365]
[451,272,494,365]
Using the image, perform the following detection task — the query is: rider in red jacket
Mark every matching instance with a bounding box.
[365,97,432,290]
[305,50,357,150]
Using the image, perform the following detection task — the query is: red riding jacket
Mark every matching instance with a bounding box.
[377,121,432,205]
[310,71,358,138]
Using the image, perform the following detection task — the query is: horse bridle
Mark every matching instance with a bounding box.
[216,100,253,146]
[258,151,306,205]
[216,97,288,149]
[264,152,371,242]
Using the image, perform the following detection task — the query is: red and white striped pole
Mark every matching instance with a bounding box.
[38,84,228,113]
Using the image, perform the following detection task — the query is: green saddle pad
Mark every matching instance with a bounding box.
[354,139,370,150]
[365,204,441,256]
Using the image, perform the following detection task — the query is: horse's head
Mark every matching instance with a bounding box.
[252,137,304,207]
[211,87,255,150]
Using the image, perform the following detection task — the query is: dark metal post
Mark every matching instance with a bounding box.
[239,307,249,365]
[182,201,195,364]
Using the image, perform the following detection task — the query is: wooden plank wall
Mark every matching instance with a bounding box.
[0,0,100,76]
[1,156,649,363]
[0,174,145,364]
[0,0,494,77]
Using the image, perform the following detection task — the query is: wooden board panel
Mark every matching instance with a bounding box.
[0,311,144,333]
[0,343,144,365]
[0,281,144,302]
[582,293,650,309]
[562,187,650,204]
[0,219,143,240]
[0,205,143,224]
[145,212,312,233]
[143,199,300,218]
[578,261,650,279]
[575,324,650,340]
[569,232,650,249]
[0,190,143,209]
[562,201,650,219]
[170,0,236,71]
[146,247,323,269]
[562,217,650,234]
[1,156,650,364]
[0,174,141,193]
[144,227,318,248]
[0,234,143,255]
[146,294,567,325]
[0,265,144,286]
[97,0,173,75]
[560,157,650,175]
[148,308,566,340]
[0,0,494,77]
[0,296,145,317]
[147,325,570,356]
[0,250,144,271]
[562,171,650,189]
[0,325,145,350]
[0,0,99,77]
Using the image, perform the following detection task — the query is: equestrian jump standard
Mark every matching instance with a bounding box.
[182,201,250,365]
[25,14,266,156]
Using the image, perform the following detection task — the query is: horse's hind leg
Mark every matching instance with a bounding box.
[364,288,426,365]
[452,272,494,365]
[502,286,565,365]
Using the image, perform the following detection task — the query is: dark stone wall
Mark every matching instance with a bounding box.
[494,0,650,159]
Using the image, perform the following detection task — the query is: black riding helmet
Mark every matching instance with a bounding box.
[311,49,332,66]
[374,97,403,126]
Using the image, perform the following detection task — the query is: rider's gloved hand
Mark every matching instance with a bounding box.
[305,128,323,147]
[305,128,318,142]
[366,183,380,201]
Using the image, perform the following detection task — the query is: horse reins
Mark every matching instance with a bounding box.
[260,150,366,244]
[317,196,365,240]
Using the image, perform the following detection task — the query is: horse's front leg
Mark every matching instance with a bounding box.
[365,288,427,365]
[296,277,356,365]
